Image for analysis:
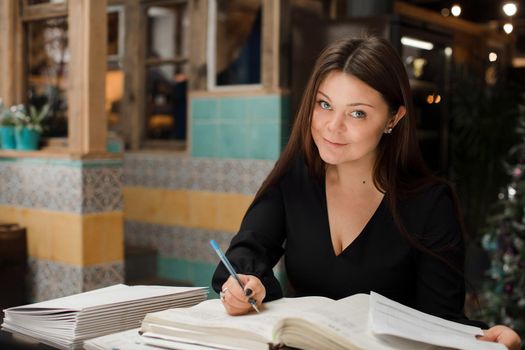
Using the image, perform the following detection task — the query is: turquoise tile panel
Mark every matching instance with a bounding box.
[217,122,250,159]
[218,97,247,122]
[191,98,218,121]
[191,94,291,160]
[248,121,280,160]
[191,123,218,158]
[158,257,288,300]
[250,95,281,119]
[158,257,219,299]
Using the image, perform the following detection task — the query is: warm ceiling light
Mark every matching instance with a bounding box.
[504,23,514,34]
[451,4,462,17]
[444,47,453,57]
[503,2,518,16]
[401,37,434,50]
[489,52,498,62]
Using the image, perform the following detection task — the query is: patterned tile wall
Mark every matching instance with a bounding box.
[0,158,122,213]
[28,257,124,302]
[0,157,124,301]
[124,153,274,194]
[125,220,285,286]
[123,154,278,288]
[125,220,232,264]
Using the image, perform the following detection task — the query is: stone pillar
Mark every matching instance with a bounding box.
[0,157,123,301]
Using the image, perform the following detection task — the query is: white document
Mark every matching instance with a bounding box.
[7,284,204,312]
[369,292,507,350]
[2,284,208,350]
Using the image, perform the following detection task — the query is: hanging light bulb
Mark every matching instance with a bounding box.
[503,2,518,16]
[451,4,462,17]
[489,52,498,62]
[504,23,514,34]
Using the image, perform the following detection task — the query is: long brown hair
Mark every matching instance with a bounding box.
[254,36,464,271]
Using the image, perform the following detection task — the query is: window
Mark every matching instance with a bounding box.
[143,1,189,145]
[106,6,124,139]
[207,0,262,90]
[25,16,69,138]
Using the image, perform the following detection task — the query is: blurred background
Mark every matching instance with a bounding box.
[0,0,524,344]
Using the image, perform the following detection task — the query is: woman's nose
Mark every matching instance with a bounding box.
[327,111,346,132]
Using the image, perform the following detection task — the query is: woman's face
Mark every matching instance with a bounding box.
[310,71,404,167]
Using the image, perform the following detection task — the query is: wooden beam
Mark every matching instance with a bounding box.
[189,0,208,91]
[122,0,145,150]
[394,1,509,43]
[262,0,280,91]
[21,2,67,21]
[67,0,108,154]
[0,0,23,106]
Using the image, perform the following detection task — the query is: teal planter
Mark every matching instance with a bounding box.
[0,126,16,149]
[15,127,40,151]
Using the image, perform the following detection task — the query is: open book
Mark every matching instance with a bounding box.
[139,292,506,350]
[2,284,208,350]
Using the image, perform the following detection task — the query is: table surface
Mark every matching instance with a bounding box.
[0,330,58,350]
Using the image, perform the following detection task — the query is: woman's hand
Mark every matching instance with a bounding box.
[478,325,521,350]
[220,274,266,316]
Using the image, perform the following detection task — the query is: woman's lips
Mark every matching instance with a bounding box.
[324,138,347,147]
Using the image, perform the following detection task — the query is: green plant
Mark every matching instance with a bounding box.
[13,104,49,133]
[474,112,525,341]
[0,99,16,127]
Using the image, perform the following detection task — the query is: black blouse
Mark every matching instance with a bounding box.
[212,156,485,327]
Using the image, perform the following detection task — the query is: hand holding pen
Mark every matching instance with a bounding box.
[210,240,266,315]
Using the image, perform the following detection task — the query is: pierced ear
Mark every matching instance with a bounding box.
[391,106,406,127]
[384,106,406,134]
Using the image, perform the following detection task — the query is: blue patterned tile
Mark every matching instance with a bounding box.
[28,258,124,301]
[123,154,274,195]
[0,160,122,214]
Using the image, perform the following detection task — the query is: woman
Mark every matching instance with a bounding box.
[211,36,521,349]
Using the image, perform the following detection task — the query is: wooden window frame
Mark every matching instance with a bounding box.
[20,0,67,21]
[124,0,191,151]
[107,5,125,65]
[115,0,283,151]
[206,0,264,92]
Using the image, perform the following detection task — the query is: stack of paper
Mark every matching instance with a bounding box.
[1,284,208,350]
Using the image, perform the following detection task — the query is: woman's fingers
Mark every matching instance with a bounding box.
[220,277,252,315]
[220,275,266,315]
[241,275,266,307]
[478,325,521,350]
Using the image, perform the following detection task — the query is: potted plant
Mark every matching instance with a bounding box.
[13,104,49,151]
[0,100,17,150]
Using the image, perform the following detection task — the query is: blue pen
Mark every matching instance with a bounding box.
[210,240,260,313]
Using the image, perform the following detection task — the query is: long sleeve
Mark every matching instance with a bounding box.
[211,184,287,302]
[412,185,488,328]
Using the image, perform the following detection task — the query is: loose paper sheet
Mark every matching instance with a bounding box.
[369,292,506,350]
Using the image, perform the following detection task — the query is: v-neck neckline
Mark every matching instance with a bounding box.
[319,176,385,257]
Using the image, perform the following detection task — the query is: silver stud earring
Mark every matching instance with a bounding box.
[385,127,393,134]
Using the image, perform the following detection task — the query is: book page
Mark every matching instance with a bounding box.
[369,292,507,350]
[142,296,332,344]
[278,294,431,350]
[84,328,158,350]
